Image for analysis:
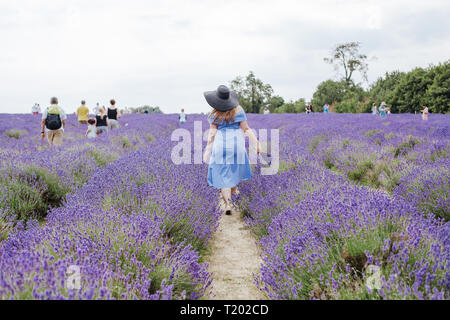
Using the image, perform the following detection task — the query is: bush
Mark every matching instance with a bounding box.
[0,167,70,223]
[3,129,28,139]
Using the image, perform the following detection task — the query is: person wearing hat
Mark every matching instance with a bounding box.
[203,85,261,215]
[379,102,387,118]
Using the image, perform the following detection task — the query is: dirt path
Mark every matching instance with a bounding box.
[205,200,265,300]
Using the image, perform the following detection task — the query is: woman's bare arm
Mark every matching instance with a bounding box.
[240,121,261,153]
[203,123,218,163]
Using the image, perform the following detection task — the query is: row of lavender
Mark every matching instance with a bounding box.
[237,113,449,299]
[0,114,220,299]
[0,114,169,229]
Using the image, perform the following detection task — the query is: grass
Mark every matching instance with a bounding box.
[3,129,28,139]
[347,160,374,184]
[393,136,420,158]
[0,216,12,242]
[430,148,448,162]
[113,136,134,149]
[0,166,70,223]
[310,134,326,154]
[87,149,118,167]
[365,129,382,138]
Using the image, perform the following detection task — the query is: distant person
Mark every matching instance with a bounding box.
[41,97,67,147]
[93,103,100,115]
[305,103,313,114]
[144,109,149,114]
[379,102,387,118]
[86,118,97,139]
[32,103,40,115]
[107,99,121,130]
[179,108,187,124]
[96,107,109,135]
[263,107,270,114]
[371,103,378,115]
[323,103,329,114]
[77,100,89,125]
[421,105,429,121]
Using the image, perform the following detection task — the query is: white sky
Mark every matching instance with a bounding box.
[1,0,449,114]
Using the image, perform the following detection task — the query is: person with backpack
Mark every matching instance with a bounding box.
[41,97,67,147]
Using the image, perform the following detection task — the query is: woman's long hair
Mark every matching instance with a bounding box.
[209,106,239,125]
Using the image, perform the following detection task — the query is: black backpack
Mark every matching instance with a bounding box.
[46,113,62,130]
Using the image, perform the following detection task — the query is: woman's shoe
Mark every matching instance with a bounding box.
[225,204,232,215]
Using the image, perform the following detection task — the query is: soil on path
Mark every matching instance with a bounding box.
[205,201,265,300]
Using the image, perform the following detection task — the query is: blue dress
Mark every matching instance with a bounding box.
[207,110,252,189]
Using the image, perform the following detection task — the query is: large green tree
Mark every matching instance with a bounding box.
[324,42,370,85]
[311,80,349,108]
[367,71,406,112]
[424,62,450,113]
[390,67,434,113]
[230,71,274,113]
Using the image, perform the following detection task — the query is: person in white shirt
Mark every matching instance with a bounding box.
[179,109,187,124]
[40,97,67,147]
[421,105,429,121]
[32,103,40,115]
[263,107,270,114]
[93,103,100,115]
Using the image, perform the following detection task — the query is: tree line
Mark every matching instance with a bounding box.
[230,42,449,114]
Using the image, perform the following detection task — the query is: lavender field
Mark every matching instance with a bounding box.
[0,113,448,300]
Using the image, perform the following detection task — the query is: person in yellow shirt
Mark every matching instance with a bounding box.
[77,100,90,125]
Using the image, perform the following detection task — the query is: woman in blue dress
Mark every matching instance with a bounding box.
[203,85,261,215]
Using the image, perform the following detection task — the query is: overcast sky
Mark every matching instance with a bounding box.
[1,0,449,114]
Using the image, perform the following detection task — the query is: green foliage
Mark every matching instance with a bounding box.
[0,167,70,223]
[367,71,405,112]
[3,129,28,139]
[288,219,401,299]
[131,106,163,114]
[393,136,420,158]
[324,42,369,85]
[87,149,118,167]
[347,160,374,183]
[267,95,285,113]
[390,67,433,113]
[312,60,449,114]
[311,80,349,108]
[372,61,449,113]
[424,62,450,113]
[0,215,11,242]
[230,71,274,113]
[334,86,370,113]
[274,98,307,113]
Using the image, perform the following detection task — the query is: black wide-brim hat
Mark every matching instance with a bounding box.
[203,85,239,112]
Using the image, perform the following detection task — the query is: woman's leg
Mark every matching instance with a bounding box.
[221,188,232,207]
[231,186,239,195]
